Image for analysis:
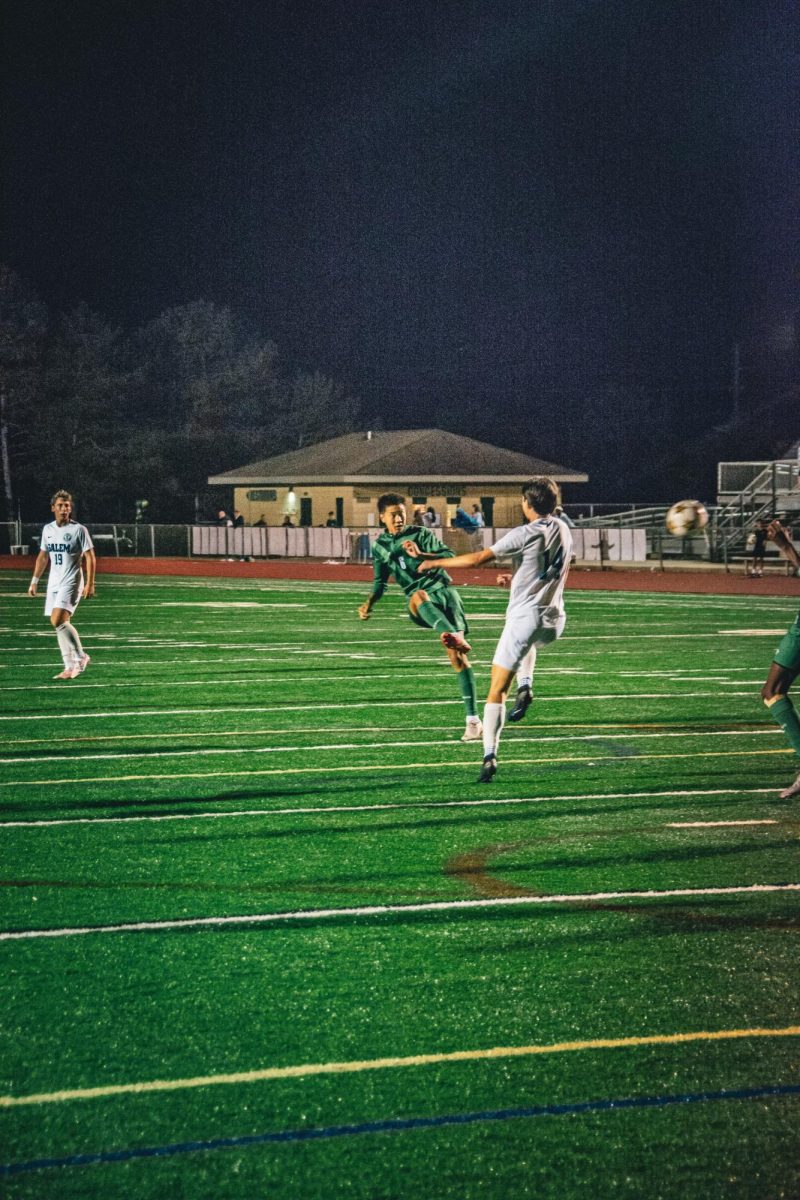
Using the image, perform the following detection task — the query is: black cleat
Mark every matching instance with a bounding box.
[508,685,532,723]
[477,755,497,784]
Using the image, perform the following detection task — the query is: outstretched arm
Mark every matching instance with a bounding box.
[767,521,800,571]
[358,554,389,619]
[418,547,497,572]
[27,550,49,596]
[83,548,97,597]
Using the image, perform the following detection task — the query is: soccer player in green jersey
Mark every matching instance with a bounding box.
[761,519,800,799]
[358,493,481,741]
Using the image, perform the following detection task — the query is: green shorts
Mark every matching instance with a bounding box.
[774,611,800,672]
[409,585,468,634]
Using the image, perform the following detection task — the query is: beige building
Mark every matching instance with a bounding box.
[208,428,588,528]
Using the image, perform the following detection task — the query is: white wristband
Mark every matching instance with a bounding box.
[31,575,41,585]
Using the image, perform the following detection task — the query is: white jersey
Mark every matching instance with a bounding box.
[491,516,572,622]
[40,520,93,593]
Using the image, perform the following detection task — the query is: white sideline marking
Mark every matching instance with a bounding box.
[1,883,798,942]
[158,602,308,608]
[2,1025,798,1108]
[668,820,778,828]
[0,746,793,789]
[717,629,789,636]
[0,727,779,768]
[0,691,760,721]
[0,721,771,748]
[0,787,778,829]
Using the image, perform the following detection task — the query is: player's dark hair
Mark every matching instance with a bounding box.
[50,489,72,506]
[377,492,406,514]
[522,477,558,516]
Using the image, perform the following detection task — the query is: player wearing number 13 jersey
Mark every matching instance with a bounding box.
[417,477,571,781]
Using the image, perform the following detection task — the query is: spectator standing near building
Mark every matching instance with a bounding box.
[422,505,441,529]
[747,519,768,576]
[471,505,485,528]
[453,506,479,532]
[27,490,96,680]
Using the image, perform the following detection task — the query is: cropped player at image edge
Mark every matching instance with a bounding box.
[27,490,96,679]
[761,520,800,800]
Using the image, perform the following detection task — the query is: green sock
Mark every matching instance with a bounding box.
[765,695,800,756]
[416,600,456,634]
[457,665,478,718]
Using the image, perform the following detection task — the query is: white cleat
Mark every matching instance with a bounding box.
[461,719,483,743]
[779,772,800,800]
[69,653,91,679]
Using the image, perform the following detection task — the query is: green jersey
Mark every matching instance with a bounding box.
[370,525,454,598]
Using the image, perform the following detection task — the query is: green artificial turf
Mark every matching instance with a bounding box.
[0,571,798,1198]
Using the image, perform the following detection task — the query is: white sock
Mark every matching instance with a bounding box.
[482,702,505,758]
[516,647,536,692]
[56,623,83,668]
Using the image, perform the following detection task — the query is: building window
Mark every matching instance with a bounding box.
[247,489,277,501]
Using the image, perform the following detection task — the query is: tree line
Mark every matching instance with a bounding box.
[0,265,360,523]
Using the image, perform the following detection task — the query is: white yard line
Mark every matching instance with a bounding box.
[0,745,793,789]
[0,691,760,721]
[667,819,779,828]
[0,787,778,829]
[0,727,779,767]
[1,883,798,943]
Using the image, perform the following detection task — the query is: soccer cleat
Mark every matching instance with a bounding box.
[461,719,483,743]
[508,685,533,723]
[440,630,472,654]
[477,755,497,784]
[53,669,74,680]
[69,653,91,679]
[779,772,800,800]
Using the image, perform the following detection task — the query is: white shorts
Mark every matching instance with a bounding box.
[45,582,84,617]
[492,611,566,672]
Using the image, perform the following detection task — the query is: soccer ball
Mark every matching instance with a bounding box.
[665,499,709,536]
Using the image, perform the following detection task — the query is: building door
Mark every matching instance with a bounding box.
[480,496,494,526]
[335,497,344,526]
[300,497,312,526]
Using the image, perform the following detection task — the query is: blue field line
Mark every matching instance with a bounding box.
[2,1083,798,1176]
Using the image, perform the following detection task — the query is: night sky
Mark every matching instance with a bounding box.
[2,0,797,493]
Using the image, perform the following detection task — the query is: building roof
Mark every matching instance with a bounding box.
[208,429,588,485]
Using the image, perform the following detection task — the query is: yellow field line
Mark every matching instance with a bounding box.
[3,1026,798,1108]
[0,747,792,788]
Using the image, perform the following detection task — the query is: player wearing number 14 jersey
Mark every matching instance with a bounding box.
[416,477,572,781]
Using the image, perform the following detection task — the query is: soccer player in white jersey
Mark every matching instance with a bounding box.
[28,490,96,679]
[416,477,572,782]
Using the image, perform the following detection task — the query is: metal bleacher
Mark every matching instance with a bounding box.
[570,455,800,563]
